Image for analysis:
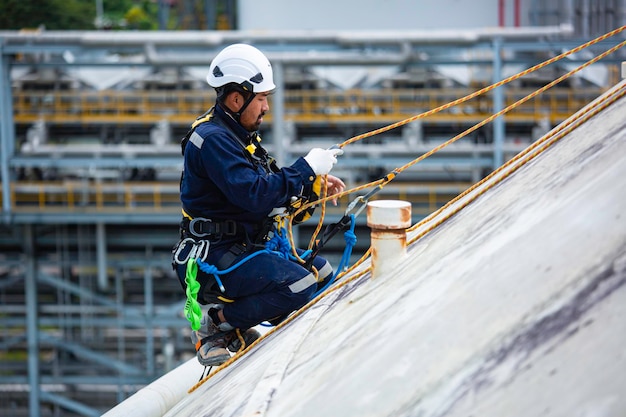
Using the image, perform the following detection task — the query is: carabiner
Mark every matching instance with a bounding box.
[345,195,367,218]
[191,240,210,262]
[174,238,195,265]
[174,238,211,265]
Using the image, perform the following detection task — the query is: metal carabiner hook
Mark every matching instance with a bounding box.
[174,237,195,265]
[345,195,366,217]
[194,240,211,262]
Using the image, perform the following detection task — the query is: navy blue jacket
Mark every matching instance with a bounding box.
[180,104,316,258]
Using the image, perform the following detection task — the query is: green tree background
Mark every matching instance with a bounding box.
[0,0,98,29]
[0,0,234,30]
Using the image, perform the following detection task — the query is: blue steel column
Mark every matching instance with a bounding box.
[271,60,285,166]
[270,60,299,244]
[158,0,170,30]
[492,37,505,169]
[115,271,127,404]
[96,222,109,291]
[203,0,216,30]
[0,40,15,223]
[144,247,155,377]
[25,225,41,417]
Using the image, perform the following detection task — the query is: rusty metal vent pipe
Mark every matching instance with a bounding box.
[366,200,412,279]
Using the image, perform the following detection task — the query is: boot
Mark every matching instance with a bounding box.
[191,315,231,366]
[226,328,262,353]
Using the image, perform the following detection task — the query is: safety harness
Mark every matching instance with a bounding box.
[176,102,364,334]
[181,215,238,239]
[176,106,328,330]
[176,113,362,333]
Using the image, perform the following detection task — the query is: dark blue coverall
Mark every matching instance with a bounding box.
[173,104,332,329]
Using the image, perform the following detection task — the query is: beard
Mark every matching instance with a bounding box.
[248,112,265,131]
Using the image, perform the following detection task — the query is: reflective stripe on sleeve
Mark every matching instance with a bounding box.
[189,131,204,149]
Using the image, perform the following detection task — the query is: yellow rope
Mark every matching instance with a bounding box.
[292,27,626,218]
[388,39,626,179]
[235,328,245,351]
[188,29,625,393]
[339,25,626,148]
[408,83,626,244]
[188,266,372,393]
[288,32,626,253]
[307,176,328,251]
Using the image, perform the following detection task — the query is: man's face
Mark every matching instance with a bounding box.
[239,92,270,132]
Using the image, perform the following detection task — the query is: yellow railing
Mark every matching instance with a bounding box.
[11,87,605,125]
[3,181,470,217]
[8,181,181,212]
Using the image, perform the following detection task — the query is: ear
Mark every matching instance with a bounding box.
[225,91,242,111]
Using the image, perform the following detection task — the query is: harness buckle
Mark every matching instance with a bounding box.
[221,219,237,236]
[188,217,238,238]
[189,217,212,237]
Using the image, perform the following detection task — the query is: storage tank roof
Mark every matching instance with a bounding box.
[111,81,626,417]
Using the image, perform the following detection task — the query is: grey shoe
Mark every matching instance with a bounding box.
[227,328,262,353]
[191,316,231,366]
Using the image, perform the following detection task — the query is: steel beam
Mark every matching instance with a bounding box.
[272,60,286,164]
[39,333,143,375]
[492,37,505,169]
[24,225,40,417]
[144,248,155,376]
[39,391,101,417]
[96,222,108,291]
[0,41,14,223]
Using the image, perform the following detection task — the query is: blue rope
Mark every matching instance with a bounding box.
[197,217,357,324]
[312,214,357,297]
[264,227,313,262]
[196,249,268,292]
[264,227,292,258]
[196,226,296,292]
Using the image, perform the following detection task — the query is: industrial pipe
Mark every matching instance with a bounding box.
[100,357,204,417]
[367,200,412,279]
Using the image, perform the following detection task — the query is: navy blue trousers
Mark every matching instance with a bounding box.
[175,246,332,329]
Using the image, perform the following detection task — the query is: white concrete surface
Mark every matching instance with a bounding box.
[162,82,626,417]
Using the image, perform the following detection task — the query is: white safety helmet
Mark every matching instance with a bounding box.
[207,43,276,94]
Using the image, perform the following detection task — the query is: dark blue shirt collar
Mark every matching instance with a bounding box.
[213,103,255,144]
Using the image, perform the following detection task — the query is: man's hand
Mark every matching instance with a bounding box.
[323,175,346,206]
[304,148,343,176]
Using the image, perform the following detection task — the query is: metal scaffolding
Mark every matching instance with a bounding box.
[1,25,624,416]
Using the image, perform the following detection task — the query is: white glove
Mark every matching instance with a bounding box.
[303,148,343,176]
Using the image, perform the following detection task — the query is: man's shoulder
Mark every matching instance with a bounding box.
[190,121,247,157]
[191,121,234,148]
[194,119,227,137]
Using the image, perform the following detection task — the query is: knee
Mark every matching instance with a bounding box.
[317,260,333,281]
[283,272,317,308]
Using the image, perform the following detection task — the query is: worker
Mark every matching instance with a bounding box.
[172,43,345,366]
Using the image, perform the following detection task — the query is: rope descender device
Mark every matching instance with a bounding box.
[303,176,383,271]
[342,169,399,219]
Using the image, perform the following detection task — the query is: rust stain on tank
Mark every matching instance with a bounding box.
[399,204,411,225]
[371,229,407,240]
[367,204,412,230]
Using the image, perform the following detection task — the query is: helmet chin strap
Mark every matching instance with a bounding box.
[217,84,257,126]
[231,92,256,125]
